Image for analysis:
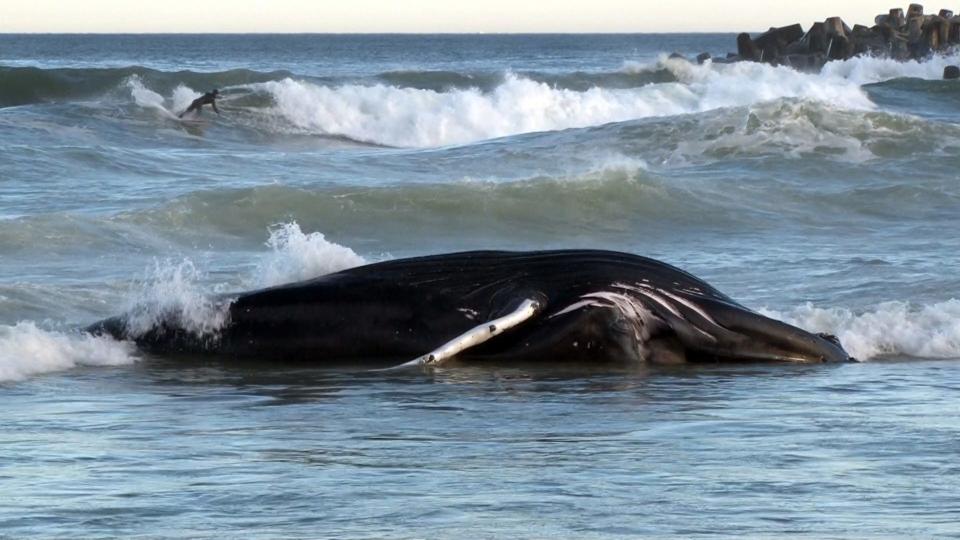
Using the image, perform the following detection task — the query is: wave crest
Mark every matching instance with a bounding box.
[247,59,875,147]
[14,59,960,149]
[0,65,292,107]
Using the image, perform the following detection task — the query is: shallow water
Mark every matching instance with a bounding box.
[2,34,960,537]
[6,359,960,538]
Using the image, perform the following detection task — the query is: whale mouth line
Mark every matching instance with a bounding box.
[688,351,832,364]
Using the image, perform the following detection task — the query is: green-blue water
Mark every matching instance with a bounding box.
[2,34,960,538]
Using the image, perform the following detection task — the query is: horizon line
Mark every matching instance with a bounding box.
[0,30,750,36]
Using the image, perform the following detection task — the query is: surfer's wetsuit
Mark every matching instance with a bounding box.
[179,89,220,117]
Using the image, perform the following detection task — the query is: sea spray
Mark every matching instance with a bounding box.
[171,84,201,115]
[92,224,364,341]
[253,222,367,288]
[122,259,231,339]
[126,75,166,111]
[126,75,200,117]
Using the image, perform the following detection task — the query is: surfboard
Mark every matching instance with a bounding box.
[176,110,207,125]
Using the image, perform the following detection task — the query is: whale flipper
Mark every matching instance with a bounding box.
[384,298,542,370]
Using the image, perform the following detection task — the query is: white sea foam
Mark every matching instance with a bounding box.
[821,51,960,84]
[248,58,874,147]
[668,99,878,163]
[251,75,688,146]
[665,57,874,111]
[253,222,366,288]
[0,322,137,382]
[761,300,960,361]
[635,51,960,85]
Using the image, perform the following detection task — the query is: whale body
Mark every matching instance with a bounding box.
[87,250,853,367]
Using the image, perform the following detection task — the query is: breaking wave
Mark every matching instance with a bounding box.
[821,51,960,85]
[119,54,960,147]
[249,61,874,147]
[0,322,137,382]
[763,300,960,361]
[10,54,960,147]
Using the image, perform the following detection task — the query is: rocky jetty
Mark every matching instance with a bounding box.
[710,4,960,72]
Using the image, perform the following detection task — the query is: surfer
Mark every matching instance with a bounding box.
[179,89,220,117]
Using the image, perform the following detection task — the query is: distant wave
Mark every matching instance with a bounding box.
[104,164,736,237]
[376,68,677,92]
[6,51,960,105]
[245,60,875,147]
[235,54,960,147]
[8,54,960,147]
[0,63,679,108]
[2,151,957,256]
[0,162,718,255]
[0,65,293,107]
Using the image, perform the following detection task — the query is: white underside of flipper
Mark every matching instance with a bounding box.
[383,299,542,370]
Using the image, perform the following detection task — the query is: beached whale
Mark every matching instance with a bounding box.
[86,250,853,367]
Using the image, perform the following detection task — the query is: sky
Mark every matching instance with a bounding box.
[5,1,905,33]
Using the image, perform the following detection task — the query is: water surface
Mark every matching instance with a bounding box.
[2,34,960,538]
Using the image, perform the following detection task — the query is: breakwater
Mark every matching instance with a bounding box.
[705,4,960,73]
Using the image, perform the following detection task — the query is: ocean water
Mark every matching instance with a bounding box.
[2,34,960,538]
